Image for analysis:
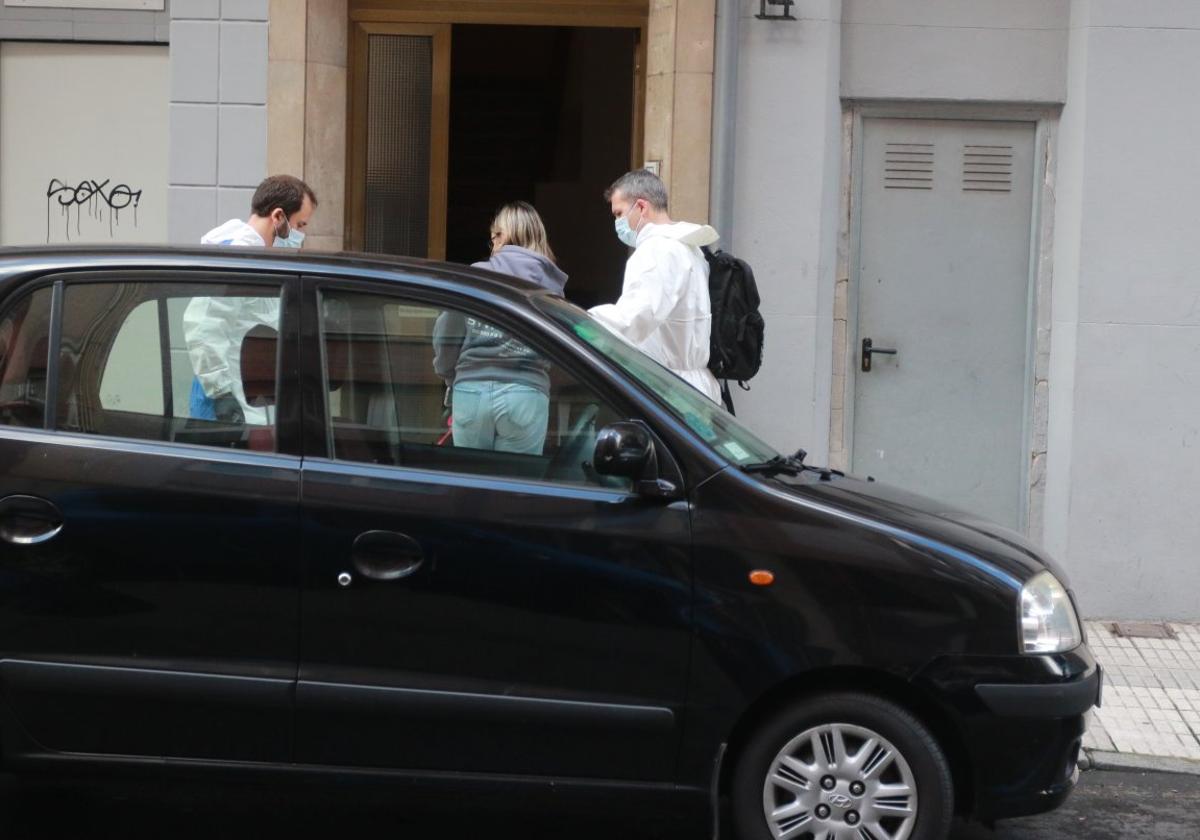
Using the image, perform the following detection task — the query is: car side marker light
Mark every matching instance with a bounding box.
[749,570,775,586]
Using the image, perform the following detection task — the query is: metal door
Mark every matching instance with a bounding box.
[852,118,1036,529]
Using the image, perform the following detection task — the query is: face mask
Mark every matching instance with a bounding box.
[614,203,642,248]
[273,217,305,249]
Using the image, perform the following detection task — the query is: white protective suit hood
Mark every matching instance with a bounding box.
[589,221,723,404]
[637,221,719,249]
[200,218,267,247]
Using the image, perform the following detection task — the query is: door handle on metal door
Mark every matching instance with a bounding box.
[0,495,64,546]
[351,530,425,581]
[861,337,898,372]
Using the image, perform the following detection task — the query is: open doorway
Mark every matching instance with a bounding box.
[349,21,639,311]
[446,25,637,309]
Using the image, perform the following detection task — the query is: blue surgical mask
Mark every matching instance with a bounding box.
[273,218,305,249]
[614,204,642,248]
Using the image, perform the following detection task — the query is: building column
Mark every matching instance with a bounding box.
[168,0,270,243]
[268,0,347,251]
[645,0,716,223]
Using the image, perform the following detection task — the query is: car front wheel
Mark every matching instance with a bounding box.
[731,692,953,840]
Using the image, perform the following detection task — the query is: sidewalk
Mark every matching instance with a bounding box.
[1082,619,1200,772]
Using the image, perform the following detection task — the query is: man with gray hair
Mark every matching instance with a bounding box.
[589,169,723,402]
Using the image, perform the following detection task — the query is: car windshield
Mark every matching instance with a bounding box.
[536,296,781,468]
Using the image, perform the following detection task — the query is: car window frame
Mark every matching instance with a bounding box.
[300,273,685,495]
[0,278,57,431]
[4,269,304,457]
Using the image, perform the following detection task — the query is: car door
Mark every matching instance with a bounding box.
[295,278,693,781]
[0,270,301,763]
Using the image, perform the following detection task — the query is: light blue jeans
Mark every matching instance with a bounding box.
[452,381,550,455]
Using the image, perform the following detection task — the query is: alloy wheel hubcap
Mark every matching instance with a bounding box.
[761,722,918,840]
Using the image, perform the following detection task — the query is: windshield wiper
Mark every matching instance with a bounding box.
[741,449,848,481]
[741,449,808,475]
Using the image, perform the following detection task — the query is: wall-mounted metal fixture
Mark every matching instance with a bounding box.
[755,0,796,21]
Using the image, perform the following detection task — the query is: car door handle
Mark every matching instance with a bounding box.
[861,337,898,372]
[350,530,425,581]
[0,495,64,546]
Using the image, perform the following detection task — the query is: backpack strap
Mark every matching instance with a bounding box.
[720,379,736,415]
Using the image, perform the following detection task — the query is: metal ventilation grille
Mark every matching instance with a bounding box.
[963,145,1014,193]
[884,142,934,190]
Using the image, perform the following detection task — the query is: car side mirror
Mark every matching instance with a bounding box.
[593,422,680,500]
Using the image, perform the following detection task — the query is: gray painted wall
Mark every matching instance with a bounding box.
[841,0,1069,103]
[1045,0,1200,619]
[729,0,842,460]
[167,0,268,244]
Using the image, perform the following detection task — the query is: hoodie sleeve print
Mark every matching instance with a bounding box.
[589,243,683,345]
[432,309,467,385]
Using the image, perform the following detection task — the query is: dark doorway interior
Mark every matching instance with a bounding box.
[447,25,638,309]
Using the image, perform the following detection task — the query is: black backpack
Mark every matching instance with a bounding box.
[704,246,765,414]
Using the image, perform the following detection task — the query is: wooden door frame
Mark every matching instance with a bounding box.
[347,21,451,257]
[349,0,648,29]
[345,0,649,252]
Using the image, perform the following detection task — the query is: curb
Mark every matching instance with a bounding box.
[1081,748,1200,777]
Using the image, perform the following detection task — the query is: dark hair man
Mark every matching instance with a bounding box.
[200,174,318,247]
[188,175,318,422]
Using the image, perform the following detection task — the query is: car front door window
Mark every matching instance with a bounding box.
[319,289,627,489]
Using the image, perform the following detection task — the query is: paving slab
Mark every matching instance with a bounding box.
[1084,620,1200,768]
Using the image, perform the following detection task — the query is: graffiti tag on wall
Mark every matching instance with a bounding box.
[46,179,142,243]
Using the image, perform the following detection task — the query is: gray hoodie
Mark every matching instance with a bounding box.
[432,246,568,393]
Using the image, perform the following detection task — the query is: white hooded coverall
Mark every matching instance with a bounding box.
[184,219,280,425]
[589,221,723,403]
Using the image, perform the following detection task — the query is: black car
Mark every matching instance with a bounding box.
[0,247,1099,840]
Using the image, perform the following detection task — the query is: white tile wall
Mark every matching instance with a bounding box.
[169,104,220,185]
[169,0,269,242]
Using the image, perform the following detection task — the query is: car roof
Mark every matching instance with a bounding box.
[0,244,547,305]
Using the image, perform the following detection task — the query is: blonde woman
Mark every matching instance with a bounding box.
[433,202,567,454]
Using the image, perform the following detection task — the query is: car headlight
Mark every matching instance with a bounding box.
[1020,571,1082,654]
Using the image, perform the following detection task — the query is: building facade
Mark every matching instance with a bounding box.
[729,0,1200,620]
[1,0,1196,619]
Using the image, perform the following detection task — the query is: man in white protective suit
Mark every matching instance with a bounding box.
[589,169,722,404]
[185,174,317,423]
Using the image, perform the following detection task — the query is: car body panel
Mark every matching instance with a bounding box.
[0,428,300,761]
[295,458,693,780]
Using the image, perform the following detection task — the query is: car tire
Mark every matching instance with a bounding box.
[731,692,953,840]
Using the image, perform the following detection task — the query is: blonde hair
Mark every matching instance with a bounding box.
[491,201,556,263]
